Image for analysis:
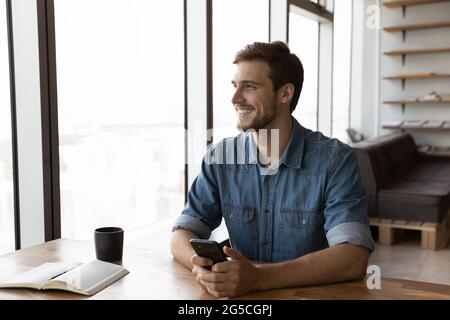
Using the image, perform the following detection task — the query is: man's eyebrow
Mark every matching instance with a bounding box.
[231,80,261,85]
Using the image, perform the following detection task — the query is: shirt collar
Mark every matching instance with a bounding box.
[246,116,305,169]
[279,117,304,169]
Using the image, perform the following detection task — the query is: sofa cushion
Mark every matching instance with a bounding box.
[402,159,450,183]
[353,133,417,217]
[353,132,417,189]
[385,134,417,177]
[378,180,450,223]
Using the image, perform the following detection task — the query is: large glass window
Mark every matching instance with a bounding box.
[332,0,352,143]
[213,0,269,142]
[289,11,319,131]
[54,0,185,243]
[0,3,15,255]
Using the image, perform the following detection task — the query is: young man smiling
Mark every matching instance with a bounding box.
[171,41,374,298]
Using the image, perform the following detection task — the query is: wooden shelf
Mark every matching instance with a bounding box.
[384,99,450,104]
[383,126,450,131]
[383,73,450,80]
[384,0,450,8]
[384,21,450,32]
[384,47,450,56]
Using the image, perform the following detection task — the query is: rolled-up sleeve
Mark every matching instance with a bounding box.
[324,148,375,253]
[326,222,374,252]
[172,214,213,240]
[172,150,222,239]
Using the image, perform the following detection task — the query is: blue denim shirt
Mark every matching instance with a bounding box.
[173,117,374,263]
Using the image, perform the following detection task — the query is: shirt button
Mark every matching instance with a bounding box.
[264,209,269,214]
[229,213,233,219]
[302,219,307,225]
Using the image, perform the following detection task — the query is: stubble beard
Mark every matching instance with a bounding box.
[237,99,278,132]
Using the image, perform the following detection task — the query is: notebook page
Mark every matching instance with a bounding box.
[0,262,81,289]
[49,260,127,293]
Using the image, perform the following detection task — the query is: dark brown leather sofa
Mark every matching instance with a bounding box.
[352,132,450,224]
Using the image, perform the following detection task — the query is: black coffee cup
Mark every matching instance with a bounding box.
[94,227,124,262]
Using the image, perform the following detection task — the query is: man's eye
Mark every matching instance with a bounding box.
[245,84,256,89]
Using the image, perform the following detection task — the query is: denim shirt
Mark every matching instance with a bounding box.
[173,117,374,263]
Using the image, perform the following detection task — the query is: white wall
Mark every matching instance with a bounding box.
[379,1,450,146]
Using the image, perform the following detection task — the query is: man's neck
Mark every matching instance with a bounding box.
[252,116,293,167]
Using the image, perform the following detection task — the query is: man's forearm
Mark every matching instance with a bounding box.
[254,244,369,291]
[170,229,199,270]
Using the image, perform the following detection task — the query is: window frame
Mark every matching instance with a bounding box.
[36,0,61,242]
[288,0,354,141]
[287,0,334,135]
[4,0,20,250]
[289,0,333,23]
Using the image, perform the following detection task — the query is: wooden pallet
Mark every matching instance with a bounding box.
[369,213,450,250]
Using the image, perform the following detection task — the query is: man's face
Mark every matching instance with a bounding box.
[231,60,279,131]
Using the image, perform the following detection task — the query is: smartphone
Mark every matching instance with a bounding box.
[190,239,228,269]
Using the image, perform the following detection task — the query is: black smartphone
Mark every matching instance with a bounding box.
[190,239,228,269]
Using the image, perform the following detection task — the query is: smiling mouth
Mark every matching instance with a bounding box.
[235,107,255,114]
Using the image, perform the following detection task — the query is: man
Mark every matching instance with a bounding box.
[171,41,374,298]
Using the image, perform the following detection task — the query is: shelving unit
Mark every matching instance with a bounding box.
[384,21,450,32]
[384,21,450,41]
[384,0,450,18]
[384,47,450,64]
[383,0,449,8]
[382,0,450,139]
[382,126,450,131]
[383,99,450,104]
[383,73,450,80]
[383,0,450,9]
[383,99,450,113]
[383,73,450,90]
[384,47,450,56]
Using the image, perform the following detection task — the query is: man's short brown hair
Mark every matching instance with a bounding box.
[233,41,304,113]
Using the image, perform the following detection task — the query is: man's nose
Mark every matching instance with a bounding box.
[231,88,244,105]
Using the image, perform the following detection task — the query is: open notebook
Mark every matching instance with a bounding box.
[0,260,129,296]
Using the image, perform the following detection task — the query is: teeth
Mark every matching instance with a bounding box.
[237,109,254,114]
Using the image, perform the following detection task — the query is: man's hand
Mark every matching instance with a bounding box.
[193,246,261,298]
[191,255,213,292]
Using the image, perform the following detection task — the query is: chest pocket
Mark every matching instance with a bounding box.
[280,208,324,228]
[222,202,257,260]
[279,208,327,260]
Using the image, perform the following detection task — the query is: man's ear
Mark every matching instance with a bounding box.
[278,83,295,105]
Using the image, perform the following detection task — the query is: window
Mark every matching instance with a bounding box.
[54,0,185,243]
[0,3,15,255]
[332,0,353,143]
[213,0,269,142]
[289,11,319,131]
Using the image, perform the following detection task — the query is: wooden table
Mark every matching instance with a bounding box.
[0,239,450,300]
